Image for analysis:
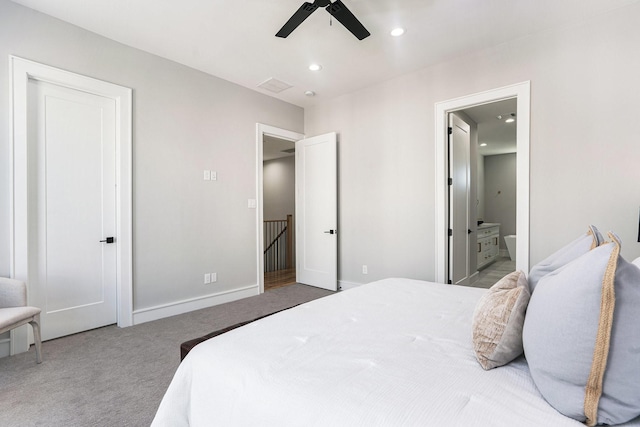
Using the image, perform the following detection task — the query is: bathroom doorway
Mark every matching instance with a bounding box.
[462,99,518,287]
[435,82,530,285]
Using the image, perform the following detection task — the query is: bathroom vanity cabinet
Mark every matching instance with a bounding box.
[477,223,500,269]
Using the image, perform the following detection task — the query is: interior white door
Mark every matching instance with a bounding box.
[295,132,338,291]
[449,113,471,285]
[28,78,117,340]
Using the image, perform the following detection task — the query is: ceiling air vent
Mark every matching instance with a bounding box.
[258,78,293,93]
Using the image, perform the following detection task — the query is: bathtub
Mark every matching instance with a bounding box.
[504,235,516,261]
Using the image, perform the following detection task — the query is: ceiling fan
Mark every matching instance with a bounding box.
[276,0,370,40]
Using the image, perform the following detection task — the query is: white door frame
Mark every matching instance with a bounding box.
[435,81,530,283]
[9,56,133,353]
[255,124,304,294]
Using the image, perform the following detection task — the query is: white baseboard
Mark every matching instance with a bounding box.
[338,280,364,291]
[132,284,260,325]
[469,271,480,285]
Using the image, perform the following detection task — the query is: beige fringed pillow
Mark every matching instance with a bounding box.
[472,270,530,370]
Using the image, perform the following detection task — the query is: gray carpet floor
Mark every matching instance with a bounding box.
[0,283,333,427]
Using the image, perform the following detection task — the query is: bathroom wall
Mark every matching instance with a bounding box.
[483,153,517,249]
[477,152,486,221]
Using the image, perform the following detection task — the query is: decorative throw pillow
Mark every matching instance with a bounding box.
[472,270,530,370]
[523,233,640,426]
[528,225,603,293]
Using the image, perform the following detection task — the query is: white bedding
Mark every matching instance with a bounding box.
[153,278,640,426]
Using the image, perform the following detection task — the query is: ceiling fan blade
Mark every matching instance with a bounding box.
[325,0,370,40]
[276,2,319,38]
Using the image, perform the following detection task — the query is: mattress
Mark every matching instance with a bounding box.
[152,278,640,426]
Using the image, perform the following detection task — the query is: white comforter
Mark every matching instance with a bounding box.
[153,278,640,426]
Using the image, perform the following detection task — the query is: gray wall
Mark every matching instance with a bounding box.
[263,156,295,221]
[483,154,517,250]
[0,0,304,310]
[305,3,640,284]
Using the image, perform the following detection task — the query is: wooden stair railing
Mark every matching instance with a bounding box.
[264,215,293,272]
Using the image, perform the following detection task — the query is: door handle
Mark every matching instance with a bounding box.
[468,229,472,234]
[323,230,337,235]
[100,237,115,244]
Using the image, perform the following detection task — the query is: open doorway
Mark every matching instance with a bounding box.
[461,99,517,287]
[263,135,296,291]
[435,82,530,285]
[255,124,304,293]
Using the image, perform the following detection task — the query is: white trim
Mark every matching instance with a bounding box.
[255,124,305,294]
[9,56,133,354]
[132,285,260,325]
[435,82,530,283]
[338,280,364,291]
[468,271,480,286]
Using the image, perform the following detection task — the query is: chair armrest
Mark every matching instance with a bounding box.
[0,277,27,308]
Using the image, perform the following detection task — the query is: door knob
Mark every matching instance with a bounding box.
[323,230,337,235]
[100,237,115,243]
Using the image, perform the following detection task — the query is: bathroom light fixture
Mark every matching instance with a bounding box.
[505,118,515,123]
[390,27,405,37]
[308,63,322,71]
[480,143,488,147]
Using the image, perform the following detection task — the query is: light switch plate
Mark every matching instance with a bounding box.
[211,171,217,181]
[203,170,211,181]
[248,199,257,209]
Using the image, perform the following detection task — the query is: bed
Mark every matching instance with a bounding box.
[152,278,640,426]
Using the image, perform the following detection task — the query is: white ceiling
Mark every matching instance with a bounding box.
[462,98,517,157]
[10,0,638,108]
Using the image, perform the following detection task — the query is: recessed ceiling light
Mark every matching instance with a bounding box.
[308,63,322,71]
[480,143,488,147]
[390,28,405,37]
[505,118,515,123]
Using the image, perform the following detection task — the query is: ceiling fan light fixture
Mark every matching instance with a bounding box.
[309,63,322,71]
[390,27,405,37]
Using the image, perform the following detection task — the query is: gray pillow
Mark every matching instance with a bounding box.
[472,270,530,370]
[527,225,603,293]
[523,232,640,426]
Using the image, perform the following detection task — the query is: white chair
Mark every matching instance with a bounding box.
[0,277,42,363]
